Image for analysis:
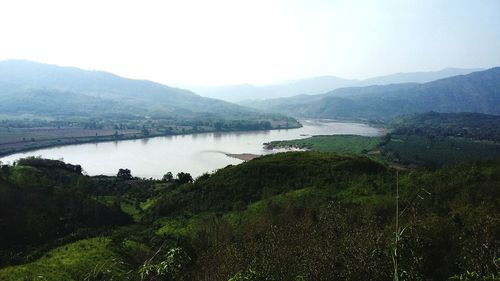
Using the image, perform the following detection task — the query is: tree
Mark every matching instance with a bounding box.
[176,172,193,184]
[162,172,173,182]
[117,168,132,180]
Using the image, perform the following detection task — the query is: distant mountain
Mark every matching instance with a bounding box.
[184,68,481,102]
[244,68,500,120]
[0,60,263,119]
[361,67,484,85]
[183,76,357,103]
[185,84,268,103]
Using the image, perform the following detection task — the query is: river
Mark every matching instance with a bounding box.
[0,120,382,178]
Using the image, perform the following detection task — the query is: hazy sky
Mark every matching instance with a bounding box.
[1,0,499,85]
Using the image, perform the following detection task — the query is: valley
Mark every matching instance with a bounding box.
[2,1,500,280]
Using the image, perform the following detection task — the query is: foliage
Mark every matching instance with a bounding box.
[0,159,132,266]
[147,152,387,217]
[0,238,131,281]
[16,157,83,174]
[117,168,133,180]
[140,152,499,280]
[162,172,173,182]
[139,247,191,281]
[0,154,498,280]
[175,172,193,185]
[229,269,271,281]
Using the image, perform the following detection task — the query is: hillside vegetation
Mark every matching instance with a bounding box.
[0,158,132,267]
[0,151,498,280]
[0,21,498,281]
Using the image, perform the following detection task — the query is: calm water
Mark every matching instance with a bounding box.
[0,120,382,178]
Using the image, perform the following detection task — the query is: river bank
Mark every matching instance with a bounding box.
[0,123,303,158]
[0,120,383,178]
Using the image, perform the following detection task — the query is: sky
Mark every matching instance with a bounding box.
[0,0,499,86]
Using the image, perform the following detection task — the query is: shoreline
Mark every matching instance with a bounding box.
[0,124,303,159]
[0,119,386,161]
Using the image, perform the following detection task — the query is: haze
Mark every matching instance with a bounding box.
[1,0,499,86]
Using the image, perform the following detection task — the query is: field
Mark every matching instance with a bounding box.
[265,135,382,155]
[0,127,140,157]
[266,134,500,167]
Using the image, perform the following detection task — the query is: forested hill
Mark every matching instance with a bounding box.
[0,60,275,119]
[246,67,500,120]
[1,153,498,280]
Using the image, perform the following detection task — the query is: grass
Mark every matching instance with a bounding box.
[267,135,382,155]
[266,134,500,167]
[95,196,156,222]
[0,238,130,281]
[155,214,202,237]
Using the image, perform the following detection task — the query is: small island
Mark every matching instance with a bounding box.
[225,153,261,161]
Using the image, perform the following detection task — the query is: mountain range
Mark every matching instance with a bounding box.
[0,60,261,120]
[1,60,497,122]
[243,68,500,120]
[184,68,482,102]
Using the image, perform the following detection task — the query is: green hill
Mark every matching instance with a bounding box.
[0,152,498,280]
[0,60,295,122]
[0,158,132,266]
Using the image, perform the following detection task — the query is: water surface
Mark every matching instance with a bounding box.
[0,120,382,178]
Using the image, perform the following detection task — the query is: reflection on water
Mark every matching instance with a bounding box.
[0,120,382,179]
